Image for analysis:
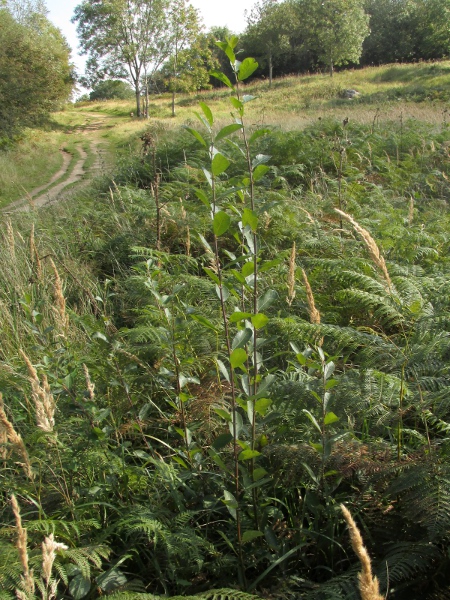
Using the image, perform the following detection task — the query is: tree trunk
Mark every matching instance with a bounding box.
[171,90,176,117]
[135,86,141,117]
[329,58,334,77]
[269,50,273,89]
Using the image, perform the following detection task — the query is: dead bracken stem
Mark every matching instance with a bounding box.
[341,504,385,600]
[335,208,393,290]
[0,394,33,479]
[11,495,35,597]
[286,242,296,306]
[20,350,56,433]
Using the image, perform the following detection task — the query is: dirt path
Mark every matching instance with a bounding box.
[3,113,111,213]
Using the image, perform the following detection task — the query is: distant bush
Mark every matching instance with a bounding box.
[89,80,135,101]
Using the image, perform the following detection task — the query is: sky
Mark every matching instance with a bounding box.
[45,0,256,78]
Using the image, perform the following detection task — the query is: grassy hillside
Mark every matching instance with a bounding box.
[1,58,450,600]
[2,60,449,208]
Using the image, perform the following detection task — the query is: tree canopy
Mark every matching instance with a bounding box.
[89,79,134,101]
[73,0,203,117]
[243,0,298,87]
[294,0,370,76]
[0,5,74,141]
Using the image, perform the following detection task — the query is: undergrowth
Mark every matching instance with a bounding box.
[1,47,450,600]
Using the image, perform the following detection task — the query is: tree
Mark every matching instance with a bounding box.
[161,32,218,112]
[295,0,370,76]
[244,0,298,87]
[73,0,173,117]
[89,79,134,100]
[362,0,450,65]
[4,0,47,26]
[0,7,74,139]
[162,0,204,116]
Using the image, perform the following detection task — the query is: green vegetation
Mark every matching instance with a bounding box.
[239,0,450,80]
[0,32,450,600]
[89,81,135,102]
[2,42,450,600]
[0,2,73,142]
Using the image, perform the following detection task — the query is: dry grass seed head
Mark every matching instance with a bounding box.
[42,534,68,584]
[5,219,16,260]
[29,224,42,280]
[0,394,33,479]
[341,504,384,600]
[301,268,321,324]
[286,242,296,306]
[11,495,35,596]
[83,364,95,400]
[334,208,392,290]
[49,258,68,332]
[19,350,55,432]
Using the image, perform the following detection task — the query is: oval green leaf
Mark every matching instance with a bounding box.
[213,211,231,236]
[212,153,230,176]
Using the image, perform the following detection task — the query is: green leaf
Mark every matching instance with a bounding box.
[214,408,231,422]
[252,154,271,169]
[310,442,324,453]
[230,311,252,323]
[215,123,243,142]
[251,313,268,329]
[213,433,233,450]
[232,328,253,350]
[230,97,243,110]
[213,211,231,236]
[69,575,91,600]
[238,57,259,81]
[202,167,213,187]
[203,267,220,285]
[199,102,213,126]
[253,467,268,481]
[230,410,244,438]
[242,262,255,277]
[212,153,230,176]
[191,314,218,332]
[324,361,335,381]
[96,569,127,592]
[208,448,230,472]
[195,188,210,207]
[183,126,207,147]
[242,530,264,543]
[324,412,340,426]
[210,69,234,90]
[257,289,278,311]
[250,128,271,143]
[259,258,281,273]
[242,208,258,231]
[217,359,230,383]
[253,164,270,182]
[216,41,236,64]
[223,490,238,519]
[243,95,257,103]
[255,397,272,416]
[92,331,109,343]
[303,409,322,434]
[239,449,261,461]
[230,348,248,369]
